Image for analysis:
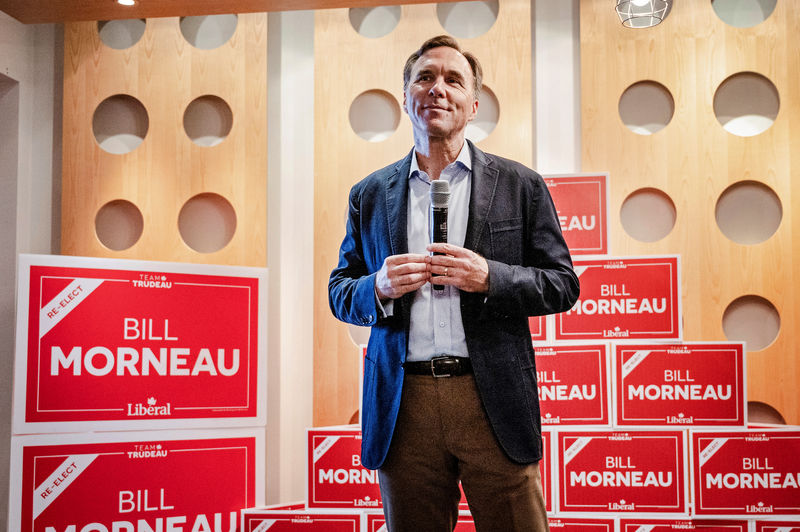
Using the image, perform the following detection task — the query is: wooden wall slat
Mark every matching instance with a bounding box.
[62,14,267,267]
[581,0,798,423]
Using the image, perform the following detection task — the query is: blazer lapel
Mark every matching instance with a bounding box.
[465,141,499,252]
[385,150,412,256]
[385,151,416,331]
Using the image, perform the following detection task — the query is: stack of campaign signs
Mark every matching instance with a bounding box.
[9,254,268,532]
[243,174,799,531]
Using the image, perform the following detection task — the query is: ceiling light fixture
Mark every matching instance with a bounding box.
[117,0,136,6]
[616,0,669,28]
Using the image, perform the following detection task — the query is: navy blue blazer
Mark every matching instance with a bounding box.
[329,142,579,470]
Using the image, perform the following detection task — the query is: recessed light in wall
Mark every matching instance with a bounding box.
[117,0,136,6]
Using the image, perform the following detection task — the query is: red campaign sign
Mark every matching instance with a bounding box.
[13,254,267,432]
[536,345,610,426]
[529,316,547,342]
[242,509,361,531]
[555,256,681,341]
[541,430,552,513]
[615,343,745,427]
[544,174,609,255]
[692,430,800,516]
[259,503,308,511]
[558,430,687,513]
[307,428,381,509]
[306,427,529,511]
[548,517,615,532]
[9,429,263,532]
[620,519,749,532]
[365,513,476,531]
[756,521,800,532]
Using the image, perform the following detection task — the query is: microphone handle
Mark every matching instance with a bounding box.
[430,206,448,291]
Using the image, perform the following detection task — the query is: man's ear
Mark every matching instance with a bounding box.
[468,97,479,122]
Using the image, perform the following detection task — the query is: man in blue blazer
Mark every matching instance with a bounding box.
[329,35,579,531]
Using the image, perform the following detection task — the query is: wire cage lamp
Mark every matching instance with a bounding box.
[616,0,670,28]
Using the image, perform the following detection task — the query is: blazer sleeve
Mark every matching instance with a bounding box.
[482,169,580,319]
[328,182,381,327]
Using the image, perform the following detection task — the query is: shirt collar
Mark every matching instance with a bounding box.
[409,141,472,181]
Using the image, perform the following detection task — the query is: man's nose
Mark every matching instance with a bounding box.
[428,77,446,97]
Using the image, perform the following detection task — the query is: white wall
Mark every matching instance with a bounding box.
[0,68,19,532]
[534,0,581,174]
[265,10,316,504]
[0,11,61,531]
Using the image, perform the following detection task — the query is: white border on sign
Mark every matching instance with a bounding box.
[547,428,561,515]
[242,509,362,532]
[754,521,800,532]
[8,427,266,532]
[556,429,689,515]
[543,173,610,256]
[554,254,683,343]
[530,314,548,343]
[547,516,617,532]
[535,343,613,427]
[12,253,268,434]
[689,429,800,518]
[364,511,475,531]
[618,517,750,532]
[541,428,553,513]
[610,342,747,429]
[306,426,380,509]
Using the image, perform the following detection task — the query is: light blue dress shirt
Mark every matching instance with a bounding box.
[403,142,472,362]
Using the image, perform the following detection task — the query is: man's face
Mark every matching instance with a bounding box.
[404,46,479,142]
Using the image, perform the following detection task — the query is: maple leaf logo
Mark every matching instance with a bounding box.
[147,397,157,406]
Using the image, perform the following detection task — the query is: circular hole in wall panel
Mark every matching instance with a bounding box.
[349,90,401,142]
[98,19,146,49]
[95,200,144,251]
[465,85,499,143]
[620,188,676,242]
[183,95,234,147]
[178,193,237,253]
[712,0,777,28]
[349,6,401,38]
[348,324,370,346]
[180,14,238,50]
[714,72,779,137]
[715,180,782,245]
[722,295,780,351]
[93,94,149,154]
[619,81,674,135]
[747,401,786,425]
[437,1,499,39]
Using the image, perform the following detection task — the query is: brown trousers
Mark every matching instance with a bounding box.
[378,373,549,532]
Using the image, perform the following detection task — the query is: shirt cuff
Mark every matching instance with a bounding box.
[374,286,395,318]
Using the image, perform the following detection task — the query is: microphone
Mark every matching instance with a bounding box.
[429,179,449,291]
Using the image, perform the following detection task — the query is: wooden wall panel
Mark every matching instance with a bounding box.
[581,0,799,423]
[313,0,532,426]
[62,14,267,267]
[2,0,466,25]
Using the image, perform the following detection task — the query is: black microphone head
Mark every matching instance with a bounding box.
[430,179,450,208]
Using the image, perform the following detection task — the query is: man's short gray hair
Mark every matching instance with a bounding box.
[403,35,482,99]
